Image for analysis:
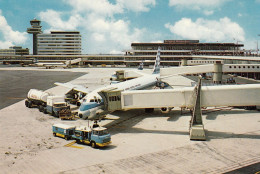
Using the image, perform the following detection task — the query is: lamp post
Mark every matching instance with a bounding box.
[257,34,260,56]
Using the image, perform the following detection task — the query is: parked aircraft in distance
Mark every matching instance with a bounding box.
[32,59,70,69]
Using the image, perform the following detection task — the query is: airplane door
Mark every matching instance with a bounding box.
[98,90,122,112]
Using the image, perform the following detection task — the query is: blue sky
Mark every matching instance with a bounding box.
[0,0,260,54]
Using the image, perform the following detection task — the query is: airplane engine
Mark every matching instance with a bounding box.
[160,107,172,113]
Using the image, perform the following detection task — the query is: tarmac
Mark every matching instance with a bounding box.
[0,66,260,174]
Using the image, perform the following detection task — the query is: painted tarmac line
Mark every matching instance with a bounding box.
[64,141,76,147]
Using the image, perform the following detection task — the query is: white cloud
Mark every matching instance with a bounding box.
[38,0,152,53]
[165,17,245,43]
[39,9,81,32]
[169,0,230,15]
[203,10,214,16]
[85,15,145,53]
[116,0,156,12]
[0,10,28,48]
[169,0,229,8]
[64,0,123,16]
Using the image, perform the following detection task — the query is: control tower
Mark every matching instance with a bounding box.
[27,19,42,55]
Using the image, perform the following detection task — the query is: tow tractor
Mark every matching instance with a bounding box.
[52,123,111,148]
[72,126,111,148]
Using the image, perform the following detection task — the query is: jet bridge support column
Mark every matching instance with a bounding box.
[181,58,188,66]
[213,61,223,84]
[189,77,206,140]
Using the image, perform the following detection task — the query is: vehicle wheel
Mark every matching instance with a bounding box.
[91,141,96,148]
[28,101,32,108]
[25,100,29,107]
[43,108,47,114]
[65,136,68,140]
[76,139,80,144]
[53,133,56,137]
[38,105,43,112]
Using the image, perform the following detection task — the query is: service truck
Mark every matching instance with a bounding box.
[25,89,71,118]
[25,89,50,108]
[52,123,76,140]
[52,123,111,148]
[72,126,111,148]
[43,96,70,117]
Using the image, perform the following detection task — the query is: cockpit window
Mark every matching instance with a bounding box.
[90,98,101,103]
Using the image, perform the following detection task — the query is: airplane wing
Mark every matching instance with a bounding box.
[54,82,90,94]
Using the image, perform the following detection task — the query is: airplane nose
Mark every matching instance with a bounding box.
[82,110,90,120]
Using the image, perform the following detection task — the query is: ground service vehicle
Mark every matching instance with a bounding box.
[25,89,50,108]
[43,96,70,117]
[52,124,111,148]
[72,126,111,148]
[52,123,76,140]
[25,89,71,118]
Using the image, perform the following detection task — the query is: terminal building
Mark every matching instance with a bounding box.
[27,19,81,55]
[37,31,82,55]
[0,46,29,56]
[124,40,245,66]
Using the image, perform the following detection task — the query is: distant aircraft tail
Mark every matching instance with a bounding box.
[138,61,144,70]
[152,47,161,74]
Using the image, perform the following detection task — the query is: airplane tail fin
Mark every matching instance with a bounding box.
[152,47,161,74]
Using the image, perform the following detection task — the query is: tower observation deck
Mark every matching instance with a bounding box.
[27,19,42,55]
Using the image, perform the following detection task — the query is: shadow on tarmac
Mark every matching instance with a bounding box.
[206,130,260,141]
[103,109,260,141]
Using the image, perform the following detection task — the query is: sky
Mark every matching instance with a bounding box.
[0,0,260,54]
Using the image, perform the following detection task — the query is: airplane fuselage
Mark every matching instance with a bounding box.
[78,73,160,119]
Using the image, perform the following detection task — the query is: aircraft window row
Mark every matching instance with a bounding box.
[229,66,260,69]
[109,96,121,102]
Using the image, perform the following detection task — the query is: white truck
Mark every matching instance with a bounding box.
[25,89,70,117]
[43,96,70,117]
[25,89,50,108]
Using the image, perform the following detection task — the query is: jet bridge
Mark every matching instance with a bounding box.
[99,83,260,140]
[120,84,260,110]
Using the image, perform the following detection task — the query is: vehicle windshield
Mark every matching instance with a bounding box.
[98,130,109,136]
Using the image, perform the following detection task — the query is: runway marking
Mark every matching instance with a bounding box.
[70,145,84,149]
[64,141,76,147]
[64,141,84,149]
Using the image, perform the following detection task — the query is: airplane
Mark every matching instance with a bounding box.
[32,59,71,69]
[55,47,162,120]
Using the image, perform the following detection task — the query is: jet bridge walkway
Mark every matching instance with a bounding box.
[99,82,260,140]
